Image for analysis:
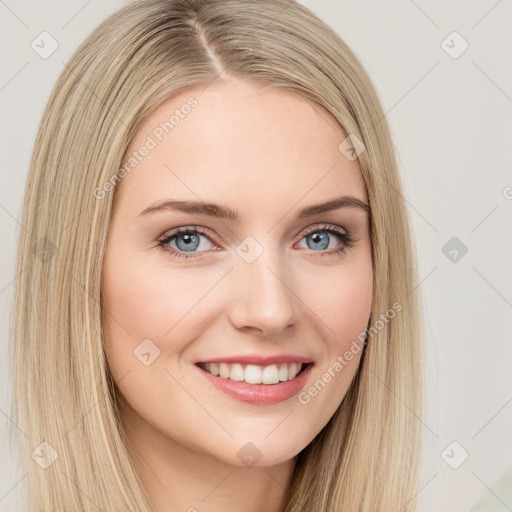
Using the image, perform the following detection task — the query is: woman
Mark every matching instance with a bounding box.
[12,0,424,510]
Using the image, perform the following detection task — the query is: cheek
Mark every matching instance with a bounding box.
[101,254,210,431]
[102,254,205,345]
[101,248,227,386]
[295,256,372,421]
[101,248,178,380]
[331,272,372,341]
[307,253,373,345]
[329,262,372,374]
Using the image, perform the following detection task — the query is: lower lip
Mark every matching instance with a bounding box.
[195,363,314,405]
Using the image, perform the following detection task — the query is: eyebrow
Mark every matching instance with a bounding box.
[137,195,369,221]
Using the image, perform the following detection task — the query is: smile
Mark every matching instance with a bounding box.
[195,361,314,405]
[198,361,305,384]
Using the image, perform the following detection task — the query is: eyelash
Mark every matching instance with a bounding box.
[157,224,355,261]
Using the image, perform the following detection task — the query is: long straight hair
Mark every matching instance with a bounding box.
[11,0,424,510]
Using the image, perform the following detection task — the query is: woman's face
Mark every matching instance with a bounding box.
[102,78,372,467]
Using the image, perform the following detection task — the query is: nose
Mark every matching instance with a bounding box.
[226,248,300,337]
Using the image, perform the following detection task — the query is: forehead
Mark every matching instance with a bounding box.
[114,79,367,219]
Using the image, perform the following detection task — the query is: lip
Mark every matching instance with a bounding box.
[195,354,314,366]
[194,361,314,405]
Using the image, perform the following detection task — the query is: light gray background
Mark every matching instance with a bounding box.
[1,1,511,511]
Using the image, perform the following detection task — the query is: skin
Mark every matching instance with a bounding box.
[101,78,373,512]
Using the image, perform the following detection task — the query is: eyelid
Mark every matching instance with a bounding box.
[157,223,349,246]
[299,223,348,238]
[158,225,220,247]
[157,223,355,264]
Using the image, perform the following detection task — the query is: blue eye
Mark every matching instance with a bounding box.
[164,229,209,252]
[297,225,354,256]
[157,224,355,261]
[157,227,216,260]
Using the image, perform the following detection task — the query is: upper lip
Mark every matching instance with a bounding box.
[195,354,314,366]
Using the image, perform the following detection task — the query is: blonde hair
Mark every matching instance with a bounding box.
[11,0,424,510]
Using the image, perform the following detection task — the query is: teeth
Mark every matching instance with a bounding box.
[230,363,245,382]
[288,363,301,380]
[202,362,304,384]
[245,364,262,384]
[262,364,279,384]
[219,363,230,379]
